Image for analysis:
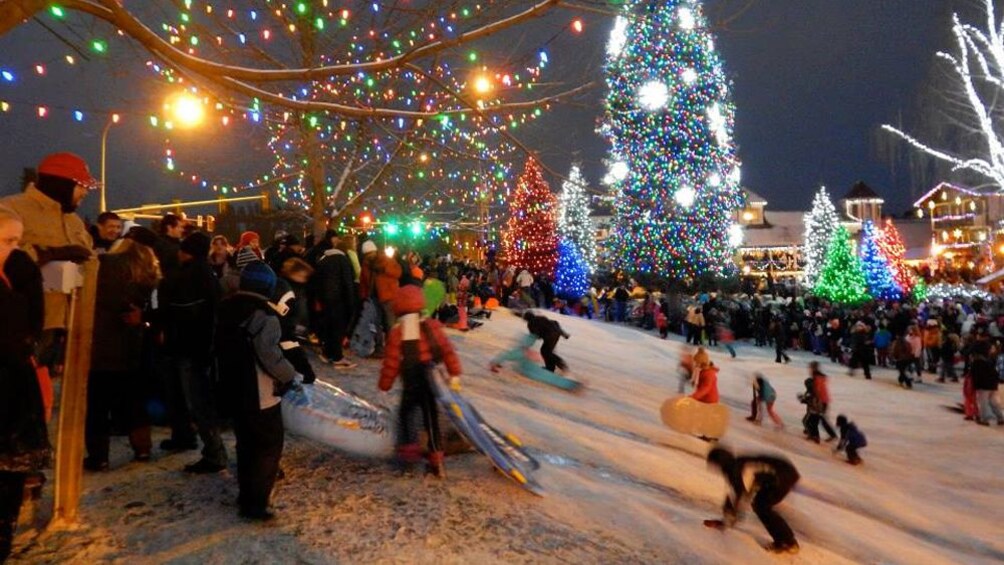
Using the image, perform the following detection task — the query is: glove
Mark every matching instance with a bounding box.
[449,376,462,392]
[37,245,92,265]
[281,381,308,406]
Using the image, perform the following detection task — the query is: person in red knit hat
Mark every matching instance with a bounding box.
[379,284,462,478]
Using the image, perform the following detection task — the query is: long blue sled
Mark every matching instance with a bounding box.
[491,334,584,393]
[429,369,544,496]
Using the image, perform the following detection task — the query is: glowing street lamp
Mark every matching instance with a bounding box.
[167,92,206,128]
[472,75,492,95]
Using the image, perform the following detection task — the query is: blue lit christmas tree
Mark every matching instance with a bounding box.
[600,0,743,279]
[554,239,590,301]
[859,220,902,301]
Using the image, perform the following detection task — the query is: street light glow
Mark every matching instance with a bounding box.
[169,93,205,128]
[473,76,492,94]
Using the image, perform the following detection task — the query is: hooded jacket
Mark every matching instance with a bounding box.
[692,364,719,403]
[379,285,461,391]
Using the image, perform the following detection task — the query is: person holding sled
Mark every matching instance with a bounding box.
[379,285,462,478]
[705,447,801,554]
[748,373,784,429]
[690,348,719,404]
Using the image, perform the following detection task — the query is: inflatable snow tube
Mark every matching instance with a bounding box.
[282,381,395,458]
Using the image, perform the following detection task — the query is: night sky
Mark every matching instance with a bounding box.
[0,1,977,221]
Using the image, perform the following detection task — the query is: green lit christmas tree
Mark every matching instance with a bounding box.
[600,0,743,279]
[813,226,871,305]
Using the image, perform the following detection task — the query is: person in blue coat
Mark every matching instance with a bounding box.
[834,415,867,465]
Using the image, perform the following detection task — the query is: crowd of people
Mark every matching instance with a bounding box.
[2,152,1002,560]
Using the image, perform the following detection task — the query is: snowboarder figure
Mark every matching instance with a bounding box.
[704,447,801,554]
[747,373,784,429]
[520,310,570,373]
[833,415,867,465]
[379,285,463,478]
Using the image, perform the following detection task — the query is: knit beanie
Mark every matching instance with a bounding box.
[238,231,260,249]
[180,231,211,259]
[240,260,277,297]
[361,240,377,255]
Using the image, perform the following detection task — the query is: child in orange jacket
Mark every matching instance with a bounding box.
[691,348,719,404]
[379,284,462,477]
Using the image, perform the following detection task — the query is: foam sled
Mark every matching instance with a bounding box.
[429,368,544,495]
[282,381,395,458]
[491,334,584,393]
[350,299,381,358]
[660,396,730,440]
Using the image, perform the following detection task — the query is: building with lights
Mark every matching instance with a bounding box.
[913,182,1004,273]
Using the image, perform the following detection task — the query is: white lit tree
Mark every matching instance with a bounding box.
[882,0,1004,190]
[558,163,596,273]
[803,186,840,289]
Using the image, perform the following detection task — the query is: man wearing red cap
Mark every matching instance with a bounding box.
[0,152,95,336]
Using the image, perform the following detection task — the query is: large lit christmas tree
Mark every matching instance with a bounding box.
[503,159,558,276]
[813,226,871,305]
[803,186,840,289]
[554,239,590,301]
[600,1,743,279]
[859,221,902,301]
[876,218,916,296]
[558,163,596,274]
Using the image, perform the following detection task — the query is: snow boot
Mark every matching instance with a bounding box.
[426,451,446,479]
[394,443,423,474]
[765,541,799,554]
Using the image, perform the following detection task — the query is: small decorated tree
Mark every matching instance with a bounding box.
[803,186,840,289]
[502,158,558,276]
[554,238,590,301]
[876,218,916,296]
[859,221,902,301]
[813,226,871,305]
[558,163,596,273]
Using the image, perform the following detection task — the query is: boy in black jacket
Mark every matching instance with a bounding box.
[522,310,570,373]
[216,262,303,520]
[705,447,801,554]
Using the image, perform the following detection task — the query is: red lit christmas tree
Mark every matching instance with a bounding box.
[503,158,558,277]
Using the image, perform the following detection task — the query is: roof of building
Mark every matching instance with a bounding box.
[844,181,882,201]
[740,211,804,248]
[892,218,932,260]
[742,188,767,206]
[912,181,983,208]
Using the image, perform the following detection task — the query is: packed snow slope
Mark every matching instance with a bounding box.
[14,309,1004,564]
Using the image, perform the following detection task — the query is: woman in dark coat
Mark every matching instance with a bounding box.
[85,238,161,470]
[0,210,49,561]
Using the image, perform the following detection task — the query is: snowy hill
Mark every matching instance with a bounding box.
[14,310,1004,564]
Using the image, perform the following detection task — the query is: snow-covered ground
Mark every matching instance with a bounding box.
[12,309,1004,564]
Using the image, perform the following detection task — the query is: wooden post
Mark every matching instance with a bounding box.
[51,258,98,525]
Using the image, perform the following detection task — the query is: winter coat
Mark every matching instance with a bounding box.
[971,356,999,391]
[692,365,719,403]
[719,455,800,524]
[922,326,942,349]
[812,372,831,405]
[379,286,462,390]
[837,421,867,450]
[161,258,220,359]
[0,186,92,330]
[526,313,564,341]
[907,334,923,358]
[314,249,356,314]
[873,329,892,349]
[272,277,299,346]
[891,337,914,363]
[90,253,157,371]
[216,292,299,414]
[0,252,50,472]
[360,253,402,303]
[755,376,777,404]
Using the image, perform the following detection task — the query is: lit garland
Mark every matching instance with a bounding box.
[813,226,870,305]
[803,186,839,289]
[557,163,596,273]
[2,1,584,228]
[926,283,991,302]
[860,220,902,301]
[600,0,743,279]
[554,238,590,300]
[503,158,557,276]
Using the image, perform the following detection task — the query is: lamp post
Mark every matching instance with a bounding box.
[99,113,120,213]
